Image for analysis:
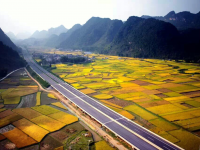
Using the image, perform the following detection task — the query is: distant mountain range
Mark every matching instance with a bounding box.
[141,11,200,30]
[59,18,123,50]
[16,10,200,61]
[0,28,20,52]
[6,31,31,41]
[0,28,25,77]
[18,24,81,48]
[58,15,200,60]
[31,25,68,39]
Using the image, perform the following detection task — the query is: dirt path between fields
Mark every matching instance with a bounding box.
[25,68,128,150]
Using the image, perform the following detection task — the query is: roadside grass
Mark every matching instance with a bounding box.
[26,66,50,88]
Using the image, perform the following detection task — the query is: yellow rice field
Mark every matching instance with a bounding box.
[13,118,49,142]
[30,115,66,132]
[48,111,78,124]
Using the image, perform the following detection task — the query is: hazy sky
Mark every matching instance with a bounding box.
[0,0,200,35]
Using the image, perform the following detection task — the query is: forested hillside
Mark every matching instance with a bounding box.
[59,17,123,51]
[0,28,20,52]
[0,41,25,77]
[142,11,200,30]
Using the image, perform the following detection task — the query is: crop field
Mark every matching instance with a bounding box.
[48,111,78,124]
[13,118,49,142]
[0,68,87,149]
[31,115,67,131]
[50,53,200,150]
[36,92,41,105]
[3,128,37,148]
[32,105,60,115]
[51,102,68,110]
[47,93,57,99]
[95,140,115,150]
[13,107,42,119]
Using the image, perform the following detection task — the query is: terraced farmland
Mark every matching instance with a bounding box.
[51,53,200,150]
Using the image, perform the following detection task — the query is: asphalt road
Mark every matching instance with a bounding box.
[23,50,183,150]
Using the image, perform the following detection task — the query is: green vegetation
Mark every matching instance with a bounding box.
[58,16,200,61]
[26,66,50,88]
[0,41,25,78]
[61,56,86,64]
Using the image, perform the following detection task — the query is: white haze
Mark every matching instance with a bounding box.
[0,0,199,35]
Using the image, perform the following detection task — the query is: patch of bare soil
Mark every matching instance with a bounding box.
[181,90,200,97]
[21,144,39,150]
[181,102,194,108]
[50,131,68,141]
[155,93,168,98]
[132,80,151,86]
[0,139,17,150]
[107,97,133,107]
[4,104,18,109]
[163,79,174,82]
[17,93,36,108]
[157,88,172,93]
[40,136,62,150]
[0,109,14,119]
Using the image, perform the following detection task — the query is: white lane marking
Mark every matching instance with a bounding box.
[147,137,154,141]
[104,120,114,125]
[163,146,171,150]
[115,117,124,121]
[59,84,161,150]
[125,120,178,150]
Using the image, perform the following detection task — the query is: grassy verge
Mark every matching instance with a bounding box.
[26,66,50,88]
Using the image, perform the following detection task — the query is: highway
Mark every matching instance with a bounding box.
[23,50,183,150]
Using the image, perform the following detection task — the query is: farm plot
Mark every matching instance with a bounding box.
[36,92,41,105]
[51,102,67,110]
[93,94,113,100]
[40,92,57,105]
[169,129,200,150]
[149,118,178,131]
[80,88,96,94]
[4,96,21,105]
[13,107,42,119]
[95,140,115,150]
[32,105,60,115]
[31,115,66,132]
[147,104,183,115]
[48,111,78,124]
[3,128,37,148]
[47,93,57,99]
[124,105,157,120]
[0,113,23,128]
[13,118,49,142]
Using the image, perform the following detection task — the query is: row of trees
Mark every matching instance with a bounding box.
[60,56,86,64]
